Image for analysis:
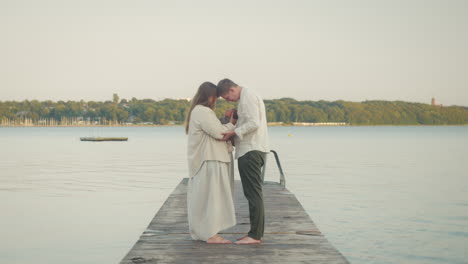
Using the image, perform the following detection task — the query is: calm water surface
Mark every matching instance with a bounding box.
[0,126,467,264]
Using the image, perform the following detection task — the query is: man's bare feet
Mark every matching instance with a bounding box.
[206,235,232,244]
[234,236,262,245]
[236,235,248,241]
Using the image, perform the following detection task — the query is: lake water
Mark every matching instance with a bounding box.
[1,126,467,264]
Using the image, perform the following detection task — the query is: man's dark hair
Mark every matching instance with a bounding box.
[217,78,238,96]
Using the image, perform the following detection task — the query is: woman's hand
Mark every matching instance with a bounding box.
[221,130,236,141]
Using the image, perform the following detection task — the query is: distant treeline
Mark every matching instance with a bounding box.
[1,94,467,126]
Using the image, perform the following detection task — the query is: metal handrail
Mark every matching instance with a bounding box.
[261,150,286,188]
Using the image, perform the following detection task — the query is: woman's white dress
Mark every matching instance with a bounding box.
[186,105,236,241]
[187,160,235,241]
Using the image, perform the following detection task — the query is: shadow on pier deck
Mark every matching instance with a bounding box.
[120,178,349,264]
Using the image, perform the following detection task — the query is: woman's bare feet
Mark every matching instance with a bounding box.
[206,235,232,244]
[234,236,262,245]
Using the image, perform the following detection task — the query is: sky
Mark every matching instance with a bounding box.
[1,0,467,106]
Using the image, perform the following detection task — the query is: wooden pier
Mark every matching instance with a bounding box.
[120,178,349,264]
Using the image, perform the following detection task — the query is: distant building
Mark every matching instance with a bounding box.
[431,97,443,107]
[126,115,137,123]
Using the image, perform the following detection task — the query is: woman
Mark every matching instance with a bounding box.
[185,81,237,244]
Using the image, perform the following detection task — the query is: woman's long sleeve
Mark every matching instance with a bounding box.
[196,108,234,140]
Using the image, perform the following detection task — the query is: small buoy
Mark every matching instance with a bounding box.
[288,134,292,137]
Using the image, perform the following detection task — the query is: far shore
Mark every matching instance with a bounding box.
[1,123,467,128]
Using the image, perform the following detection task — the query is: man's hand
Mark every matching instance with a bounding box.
[229,111,237,125]
[225,108,238,125]
[221,130,236,141]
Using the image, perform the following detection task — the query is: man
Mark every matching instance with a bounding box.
[217,78,270,245]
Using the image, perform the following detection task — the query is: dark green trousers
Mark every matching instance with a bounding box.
[238,150,265,240]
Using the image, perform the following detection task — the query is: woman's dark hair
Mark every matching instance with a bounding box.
[185,82,218,134]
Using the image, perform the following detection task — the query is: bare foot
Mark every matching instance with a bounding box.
[206,235,232,244]
[236,235,248,241]
[234,236,262,245]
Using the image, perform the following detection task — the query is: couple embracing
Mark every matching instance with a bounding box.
[185,79,269,244]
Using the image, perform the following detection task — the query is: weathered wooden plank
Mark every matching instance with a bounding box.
[120,178,349,264]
